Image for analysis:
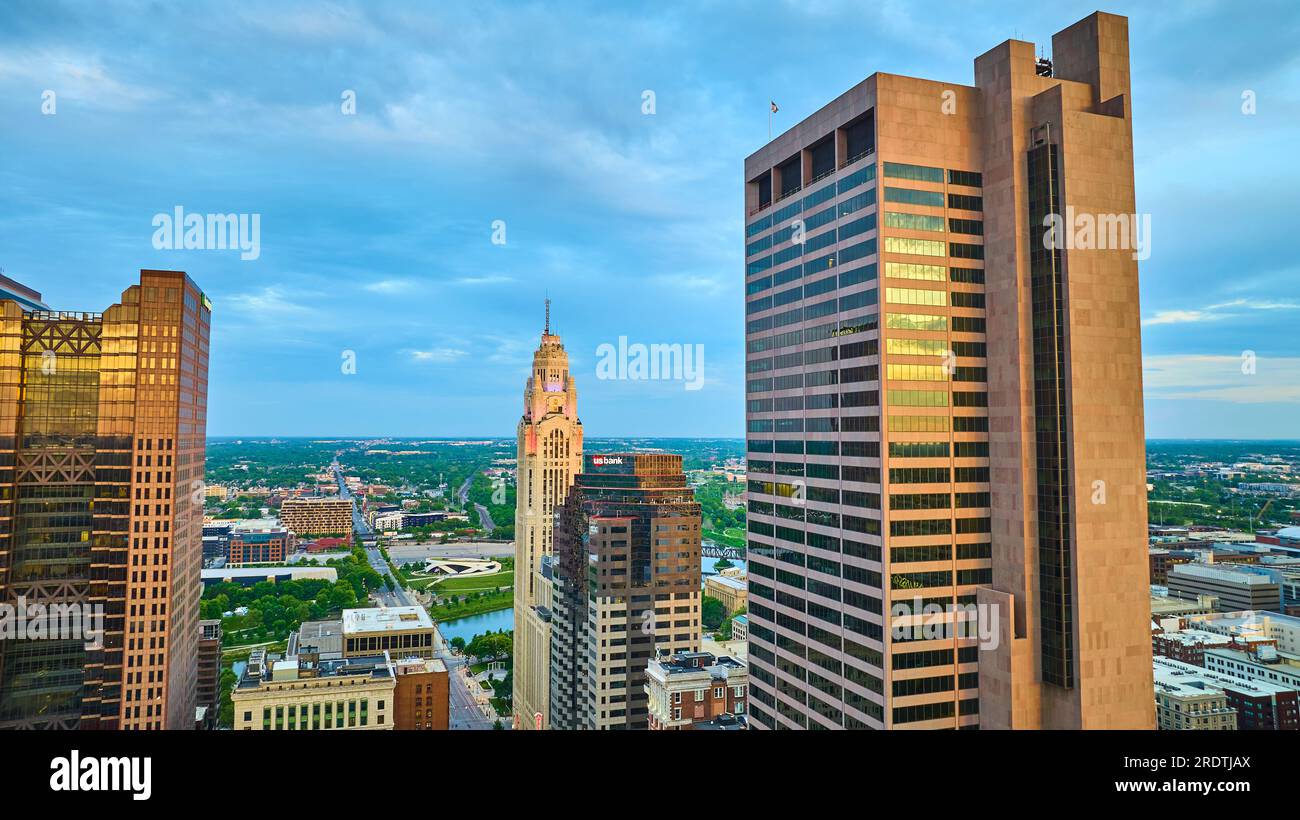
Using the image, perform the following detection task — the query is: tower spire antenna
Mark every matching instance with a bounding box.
[545,296,551,335]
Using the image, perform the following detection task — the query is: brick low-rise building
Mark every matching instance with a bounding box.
[1151,629,1233,667]
[226,525,293,565]
[645,652,748,730]
[393,657,450,730]
[1157,653,1298,731]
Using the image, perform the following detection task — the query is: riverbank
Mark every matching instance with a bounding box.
[430,589,513,621]
[436,605,514,644]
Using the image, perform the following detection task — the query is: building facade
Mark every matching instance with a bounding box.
[549,453,702,729]
[372,510,405,531]
[226,525,293,565]
[705,574,748,616]
[342,606,439,660]
[278,497,354,536]
[0,269,210,730]
[197,619,223,728]
[231,648,395,730]
[645,651,748,729]
[1157,655,1297,731]
[512,302,583,730]
[1153,658,1238,731]
[392,656,450,730]
[742,12,1153,729]
[1167,563,1283,612]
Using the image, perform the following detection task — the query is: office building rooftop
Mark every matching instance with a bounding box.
[342,606,435,635]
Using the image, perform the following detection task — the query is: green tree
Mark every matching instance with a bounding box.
[702,595,726,631]
[466,630,513,661]
[218,668,237,727]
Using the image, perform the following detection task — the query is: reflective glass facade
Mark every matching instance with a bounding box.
[0,270,210,729]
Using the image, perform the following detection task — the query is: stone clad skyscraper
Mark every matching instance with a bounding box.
[0,269,210,730]
[742,12,1153,729]
[512,302,583,729]
[548,453,702,730]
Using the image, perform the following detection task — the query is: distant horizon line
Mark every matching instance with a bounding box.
[205,435,1300,444]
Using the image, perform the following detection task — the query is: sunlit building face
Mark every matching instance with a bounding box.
[0,269,210,730]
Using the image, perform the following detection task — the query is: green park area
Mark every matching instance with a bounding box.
[202,548,384,649]
[400,556,514,594]
[704,527,746,550]
[428,587,513,621]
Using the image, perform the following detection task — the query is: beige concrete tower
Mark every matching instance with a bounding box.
[512,301,582,729]
[974,11,1154,730]
[742,11,1153,730]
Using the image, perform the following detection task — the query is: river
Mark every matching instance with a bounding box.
[436,557,747,642]
[436,607,514,643]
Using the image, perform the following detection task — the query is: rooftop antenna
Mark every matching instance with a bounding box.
[544,295,551,335]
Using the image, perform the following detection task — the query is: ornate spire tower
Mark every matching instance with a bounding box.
[512,300,582,729]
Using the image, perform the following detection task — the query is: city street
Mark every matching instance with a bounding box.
[333,461,415,607]
[336,461,502,728]
[444,652,499,730]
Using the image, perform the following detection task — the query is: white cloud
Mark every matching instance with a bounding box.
[406,347,468,363]
[223,286,316,321]
[0,49,161,110]
[364,278,418,294]
[1143,299,1300,326]
[1142,309,1213,326]
[232,4,381,42]
[650,272,729,298]
[453,275,513,286]
[475,334,534,366]
[1144,354,1300,403]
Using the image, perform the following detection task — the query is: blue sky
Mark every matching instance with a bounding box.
[0,0,1297,438]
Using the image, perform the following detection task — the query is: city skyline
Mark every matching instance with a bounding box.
[1,1,1297,439]
[0,3,1298,805]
